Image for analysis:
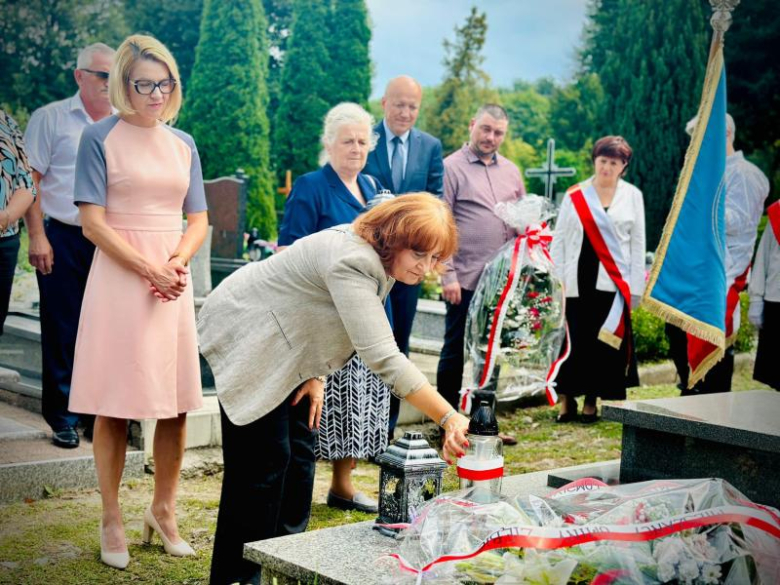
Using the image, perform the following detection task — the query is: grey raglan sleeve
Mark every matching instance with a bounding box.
[73,124,108,207]
[182,135,207,213]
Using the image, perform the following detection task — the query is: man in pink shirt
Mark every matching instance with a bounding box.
[437,104,526,443]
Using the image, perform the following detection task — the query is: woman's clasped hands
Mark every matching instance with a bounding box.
[148,256,189,302]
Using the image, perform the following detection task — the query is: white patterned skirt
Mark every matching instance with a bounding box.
[315,354,391,460]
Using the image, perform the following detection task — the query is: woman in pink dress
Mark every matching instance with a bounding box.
[69,35,208,570]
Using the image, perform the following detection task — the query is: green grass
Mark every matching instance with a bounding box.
[0,369,770,584]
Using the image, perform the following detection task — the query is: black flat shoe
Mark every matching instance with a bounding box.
[556,412,578,423]
[580,412,599,424]
[52,427,79,449]
[326,490,378,513]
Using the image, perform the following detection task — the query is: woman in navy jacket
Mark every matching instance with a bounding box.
[278,103,390,514]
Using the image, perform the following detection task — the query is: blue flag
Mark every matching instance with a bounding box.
[644,47,727,385]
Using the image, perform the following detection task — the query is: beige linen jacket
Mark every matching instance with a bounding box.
[197,226,429,426]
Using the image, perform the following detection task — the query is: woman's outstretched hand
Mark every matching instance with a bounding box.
[293,377,325,430]
[442,412,470,464]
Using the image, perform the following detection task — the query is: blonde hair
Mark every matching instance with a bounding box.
[109,34,182,123]
[353,193,458,274]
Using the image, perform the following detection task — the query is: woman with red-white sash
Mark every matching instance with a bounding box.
[748,200,780,390]
[550,136,646,422]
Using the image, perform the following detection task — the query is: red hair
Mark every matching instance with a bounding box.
[353,193,458,274]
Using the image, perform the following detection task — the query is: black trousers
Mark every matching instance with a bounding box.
[666,323,734,395]
[436,288,475,411]
[210,392,316,585]
[0,233,20,334]
[387,281,421,438]
[38,219,95,432]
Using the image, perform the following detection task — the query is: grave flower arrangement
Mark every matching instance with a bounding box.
[377,478,780,584]
[461,195,567,411]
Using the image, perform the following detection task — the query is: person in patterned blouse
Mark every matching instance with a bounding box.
[0,109,36,333]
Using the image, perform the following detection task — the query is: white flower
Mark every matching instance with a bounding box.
[657,561,676,582]
[701,563,722,584]
[678,559,700,583]
[654,537,685,565]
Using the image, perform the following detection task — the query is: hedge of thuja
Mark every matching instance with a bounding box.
[632,292,755,363]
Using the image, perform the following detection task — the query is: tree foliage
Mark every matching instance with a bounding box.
[426,7,496,156]
[581,0,708,248]
[263,0,294,138]
[723,0,780,202]
[124,0,204,95]
[327,0,371,108]
[272,0,333,179]
[0,0,128,114]
[180,0,276,238]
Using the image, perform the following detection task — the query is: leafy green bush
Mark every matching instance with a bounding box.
[632,306,670,363]
[733,292,755,353]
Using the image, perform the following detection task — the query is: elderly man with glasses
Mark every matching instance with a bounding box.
[23,42,115,449]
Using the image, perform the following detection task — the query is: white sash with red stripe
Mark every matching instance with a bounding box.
[569,185,632,350]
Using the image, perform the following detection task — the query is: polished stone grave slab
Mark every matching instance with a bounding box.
[244,462,602,585]
[602,390,780,508]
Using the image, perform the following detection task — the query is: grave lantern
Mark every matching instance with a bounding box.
[374,431,446,537]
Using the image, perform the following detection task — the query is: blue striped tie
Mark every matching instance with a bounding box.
[391,136,404,193]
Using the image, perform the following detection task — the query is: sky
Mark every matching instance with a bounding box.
[366,0,590,98]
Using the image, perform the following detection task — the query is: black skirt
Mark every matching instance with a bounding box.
[754,300,780,391]
[554,231,639,399]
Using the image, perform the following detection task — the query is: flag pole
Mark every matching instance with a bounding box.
[708,1,739,58]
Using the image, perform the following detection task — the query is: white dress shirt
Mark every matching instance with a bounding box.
[383,119,409,178]
[24,93,98,226]
[724,151,770,279]
[749,227,780,304]
[551,178,646,298]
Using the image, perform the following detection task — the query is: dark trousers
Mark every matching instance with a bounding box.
[387,281,421,438]
[210,393,316,585]
[38,219,95,432]
[436,288,475,410]
[666,323,734,395]
[0,233,20,334]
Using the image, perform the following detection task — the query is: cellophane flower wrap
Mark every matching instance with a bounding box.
[377,478,780,584]
[461,195,566,410]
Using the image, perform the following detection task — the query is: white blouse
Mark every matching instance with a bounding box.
[551,178,646,298]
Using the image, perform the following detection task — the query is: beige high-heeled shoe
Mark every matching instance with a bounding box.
[100,526,129,569]
[142,506,195,557]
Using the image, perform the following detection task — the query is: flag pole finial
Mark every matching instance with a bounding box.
[709,0,740,34]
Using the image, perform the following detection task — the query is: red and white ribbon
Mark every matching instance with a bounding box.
[386,504,780,577]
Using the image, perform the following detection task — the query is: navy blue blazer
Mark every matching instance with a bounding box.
[278,163,383,246]
[278,163,392,323]
[363,122,444,196]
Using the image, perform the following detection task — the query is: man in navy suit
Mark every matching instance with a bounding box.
[363,75,444,440]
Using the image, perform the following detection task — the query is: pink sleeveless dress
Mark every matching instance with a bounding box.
[69,117,206,420]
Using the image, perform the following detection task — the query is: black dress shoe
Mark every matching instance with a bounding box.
[52,427,79,449]
[556,411,578,423]
[580,412,600,424]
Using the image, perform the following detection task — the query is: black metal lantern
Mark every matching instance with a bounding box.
[374,431,446,537]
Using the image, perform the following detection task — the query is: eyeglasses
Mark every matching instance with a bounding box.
[80,69,109,80]
[131,78,177,95]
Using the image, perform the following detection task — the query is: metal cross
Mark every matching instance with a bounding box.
[524,139,576,201]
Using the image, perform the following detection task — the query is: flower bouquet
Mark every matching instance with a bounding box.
[377,478,780,584]
[461,195,566,411]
